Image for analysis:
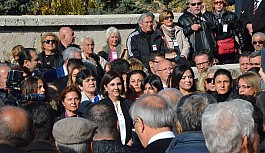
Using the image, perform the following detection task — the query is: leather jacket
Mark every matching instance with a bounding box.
[38,51,64,70]
[213,10,244,49]
[130,29,166,68]
[178,9,219,53]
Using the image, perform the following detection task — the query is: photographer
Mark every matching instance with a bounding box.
[178,0,219,64]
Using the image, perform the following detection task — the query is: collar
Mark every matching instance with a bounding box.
[148,131,175,145]
[63,65,68,75]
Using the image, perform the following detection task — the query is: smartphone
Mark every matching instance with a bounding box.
[261,48,265,71]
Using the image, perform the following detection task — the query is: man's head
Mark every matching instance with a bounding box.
[188,0,203,15]
[194,51,213,74]
[252,32,265,51]
[24,102,54,142]
[202,99,256,153]
[19,48,39,72]
[138,12,155,33]
[155,60,173,85]
[110,59,131,73]
[148,52,165,74]
[0,62,10,88]
[239,51,251,74]
[63,46,82,63]
[80,36,95,55]
[0,106,33,147]
[158,88,183,110]
[59,27,75,47]
[53,117,96,153]
[176,93,216,134]
[249,51,261,68]
[87,103,118,140]
[130,94,174,147]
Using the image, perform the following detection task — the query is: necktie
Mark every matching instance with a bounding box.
[253,0,259,14]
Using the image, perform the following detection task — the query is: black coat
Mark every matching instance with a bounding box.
[92,140,131,153]
[178,10,219,54]
[130,29,166,68]
[213,10,243,48]
[139,138,173,153]
[38,51,64,70]
[25,141,58,153]
[241,0,265,33]
[0,144,27,153]
[98,97,133,144]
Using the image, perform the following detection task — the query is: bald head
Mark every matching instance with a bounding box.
[59,27,75,47]
[0,106,33,147]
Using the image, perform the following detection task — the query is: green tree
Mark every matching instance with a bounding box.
[0,0,33,15]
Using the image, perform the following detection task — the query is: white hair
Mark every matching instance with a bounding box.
[57,142,89,153]
[202,99,255,153]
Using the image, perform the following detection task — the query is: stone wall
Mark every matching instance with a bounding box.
[0,13,182,62]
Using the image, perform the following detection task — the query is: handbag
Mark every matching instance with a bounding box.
[217,38,235,55]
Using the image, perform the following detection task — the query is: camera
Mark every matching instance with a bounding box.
[3,70,45,106]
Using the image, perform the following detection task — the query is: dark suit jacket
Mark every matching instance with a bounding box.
[241,0,265,33]
[43,65,66,83]
[139,138,173,153]
[0,144,27,153]
[53,76,68,95]
[98,97,133,144]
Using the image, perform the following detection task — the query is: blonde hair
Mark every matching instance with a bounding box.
[40,32,59,51]
[197,72,207,92]
[128,58,146,72]
[11,45,24,57]
[237,72,261,94]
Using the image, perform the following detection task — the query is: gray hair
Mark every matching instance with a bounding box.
[80,36,94,51]
[63,47,82,62]
[202,99,255,153]
[177,93,216,132]
[252,32,265,39]
[138,12,155,25]
[158,88,183,111]
[0,62,11,68]
[249,50,261,59]
[57,142,89,153]
[104,26,122,46]
[130,94,174,128]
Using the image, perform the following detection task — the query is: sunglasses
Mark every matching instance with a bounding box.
[190,2,203,6]
[214,1,224,4]
[164,16,174,20]
[252,41,264,45]
[205,78,214,83]
[43,40,56,44]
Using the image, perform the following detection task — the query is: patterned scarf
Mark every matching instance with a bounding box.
[161,25,176,39]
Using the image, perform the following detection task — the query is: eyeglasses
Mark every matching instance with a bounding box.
[196,61,209,67]
[157,67,173,72]
[205,78,214,83]
[237,85,252,89]
[190,2,203,6]
[43,40,56,44]
[164,16,174,20]
[252,41,264,45]
[214,1,224,5]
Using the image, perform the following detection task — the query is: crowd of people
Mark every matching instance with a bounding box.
[0,0,265,152]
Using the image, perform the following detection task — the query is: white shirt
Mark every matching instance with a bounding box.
[148,131,175,145]
[63,65,68,76]
[257,0,262,9]
[113,101,127,145]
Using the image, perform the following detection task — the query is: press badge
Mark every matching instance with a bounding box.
[223,24,228,32]
[112,51,118,59]
[152,44,157,51]
[173,39,179,47]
